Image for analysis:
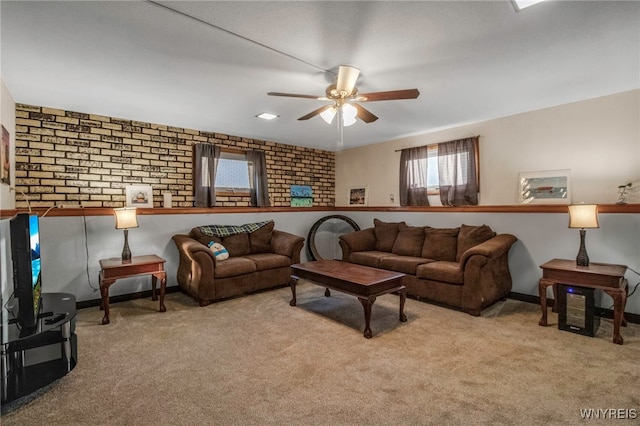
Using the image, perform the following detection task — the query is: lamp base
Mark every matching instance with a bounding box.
[576,229,589,267]
[122,229,132,263]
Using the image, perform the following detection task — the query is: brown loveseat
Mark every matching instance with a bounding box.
[339,219,517,316]
[172,221,304,306]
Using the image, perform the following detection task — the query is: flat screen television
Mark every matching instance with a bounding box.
[10,213,42,329]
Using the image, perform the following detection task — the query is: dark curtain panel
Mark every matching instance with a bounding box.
[438,137,478,206]
[247,149,271,207]
[399,146,430,206]
[193,143,220,207]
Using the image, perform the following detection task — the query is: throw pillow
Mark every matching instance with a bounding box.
[208,242,229,261]
[391,224,425,257]
[373,218,405,252]
[422,227,459,261]
[249,220,275,253]
[456,224,496,261]
[221,233,251,257]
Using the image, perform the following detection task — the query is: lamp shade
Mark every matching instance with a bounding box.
[320,106,336,124]
[568,204,599,229]
[342,103,357,127]
[114,207,139,230]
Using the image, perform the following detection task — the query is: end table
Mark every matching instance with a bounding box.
[98,254,167,325]
[539,258,628,344]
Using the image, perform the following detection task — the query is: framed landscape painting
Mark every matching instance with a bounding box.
[518,169,571,204]
[125,185,154,207]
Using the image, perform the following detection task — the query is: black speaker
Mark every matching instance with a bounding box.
[557,284,601,337]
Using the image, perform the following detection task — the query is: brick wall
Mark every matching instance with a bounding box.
[14,104,335,208]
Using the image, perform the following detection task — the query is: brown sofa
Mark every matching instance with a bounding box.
[172,221,304,306]
[339,219,517,315]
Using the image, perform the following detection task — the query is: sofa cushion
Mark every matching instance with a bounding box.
[416,261,464,285]
[249,220,274,253]
[373,218,405,252]
[243,253,291,271]
[456,224,496,261]
[379,255,434,275]
[349,251,392,268]
[422,227,459,261]
[214,257,257,278]
[392,224,425,257]
[190,227,221,247]
[222,233,251,257]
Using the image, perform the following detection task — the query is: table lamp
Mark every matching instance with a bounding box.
[568,204,599,267]
[113,207,139,263]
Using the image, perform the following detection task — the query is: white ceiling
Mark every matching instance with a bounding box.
[2,1,639,151]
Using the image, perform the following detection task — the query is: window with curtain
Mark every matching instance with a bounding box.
[399,136,479,206]
[193,145,270,207]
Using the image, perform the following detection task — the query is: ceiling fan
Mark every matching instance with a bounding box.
[267,65,420,126]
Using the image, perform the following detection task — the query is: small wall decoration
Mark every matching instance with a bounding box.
[1,125,10,185]
[518,169,571,204]
[125,184,154,208]
[290,185,313,207]
[349,186,368,206]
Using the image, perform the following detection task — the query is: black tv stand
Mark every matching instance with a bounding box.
[1,293,77,405]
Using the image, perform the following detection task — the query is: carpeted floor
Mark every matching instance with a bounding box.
[2,283,639,425]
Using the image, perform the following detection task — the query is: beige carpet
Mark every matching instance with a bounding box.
[2,283,639,425]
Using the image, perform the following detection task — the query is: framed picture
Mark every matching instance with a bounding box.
[349,186,368,206]
[125,184,154,207]
[1,125,10,185]
[290,185,313,207]
[518,169,571,204]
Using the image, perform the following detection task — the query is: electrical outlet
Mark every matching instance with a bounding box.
[389,193,395,203]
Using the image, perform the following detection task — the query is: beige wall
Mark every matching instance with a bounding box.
[0,79,16,210]
[336,90,640,206]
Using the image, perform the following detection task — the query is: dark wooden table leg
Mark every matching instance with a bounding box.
[151,274,158,301]
[325,288,331,297]
[359,296,376,339]
[157,272,167,312]
[289,277,298,306]
[538,278,551,326]
[100,279,114,325]
[399,288,407,322]
[603,289,625,345]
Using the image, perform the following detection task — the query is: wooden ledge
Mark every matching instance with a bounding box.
[1,204,638,219]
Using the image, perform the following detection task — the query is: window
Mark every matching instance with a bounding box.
[214,151,250,194]
[400,136,479,206]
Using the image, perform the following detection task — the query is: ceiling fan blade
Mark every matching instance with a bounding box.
[298,104,333,121]
[353,103,378,123]
[336,65,360,96]
[357,89,420,102]
[268,92,324,100]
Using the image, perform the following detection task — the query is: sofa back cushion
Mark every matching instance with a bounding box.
[220,233,251,257]
[373,219,405,252]
[422,227,459,261]
[456,224,496,261]
[190,227,220,247]
[391,224,425,257]
[249,220,275,253]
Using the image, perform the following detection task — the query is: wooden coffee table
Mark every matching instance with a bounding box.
[290,260,407,338]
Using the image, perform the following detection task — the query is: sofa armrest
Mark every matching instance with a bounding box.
[172,234,218,303]
[459,233,517,270]
[339,228,376,261]
[271,230,305,264]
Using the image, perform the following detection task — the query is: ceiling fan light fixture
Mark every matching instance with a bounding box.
[320,106,336,124]
[342,103,357,127]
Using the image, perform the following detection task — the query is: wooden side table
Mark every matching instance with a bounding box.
[539,258,628,344]
[98,254,167,325]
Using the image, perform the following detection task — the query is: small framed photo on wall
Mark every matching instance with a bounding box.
[1,125,10,185]
[125,185,154,208]
[349,186,368,206]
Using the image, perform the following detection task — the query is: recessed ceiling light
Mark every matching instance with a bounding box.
[512,0,545,12]
[256,112,279,120]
